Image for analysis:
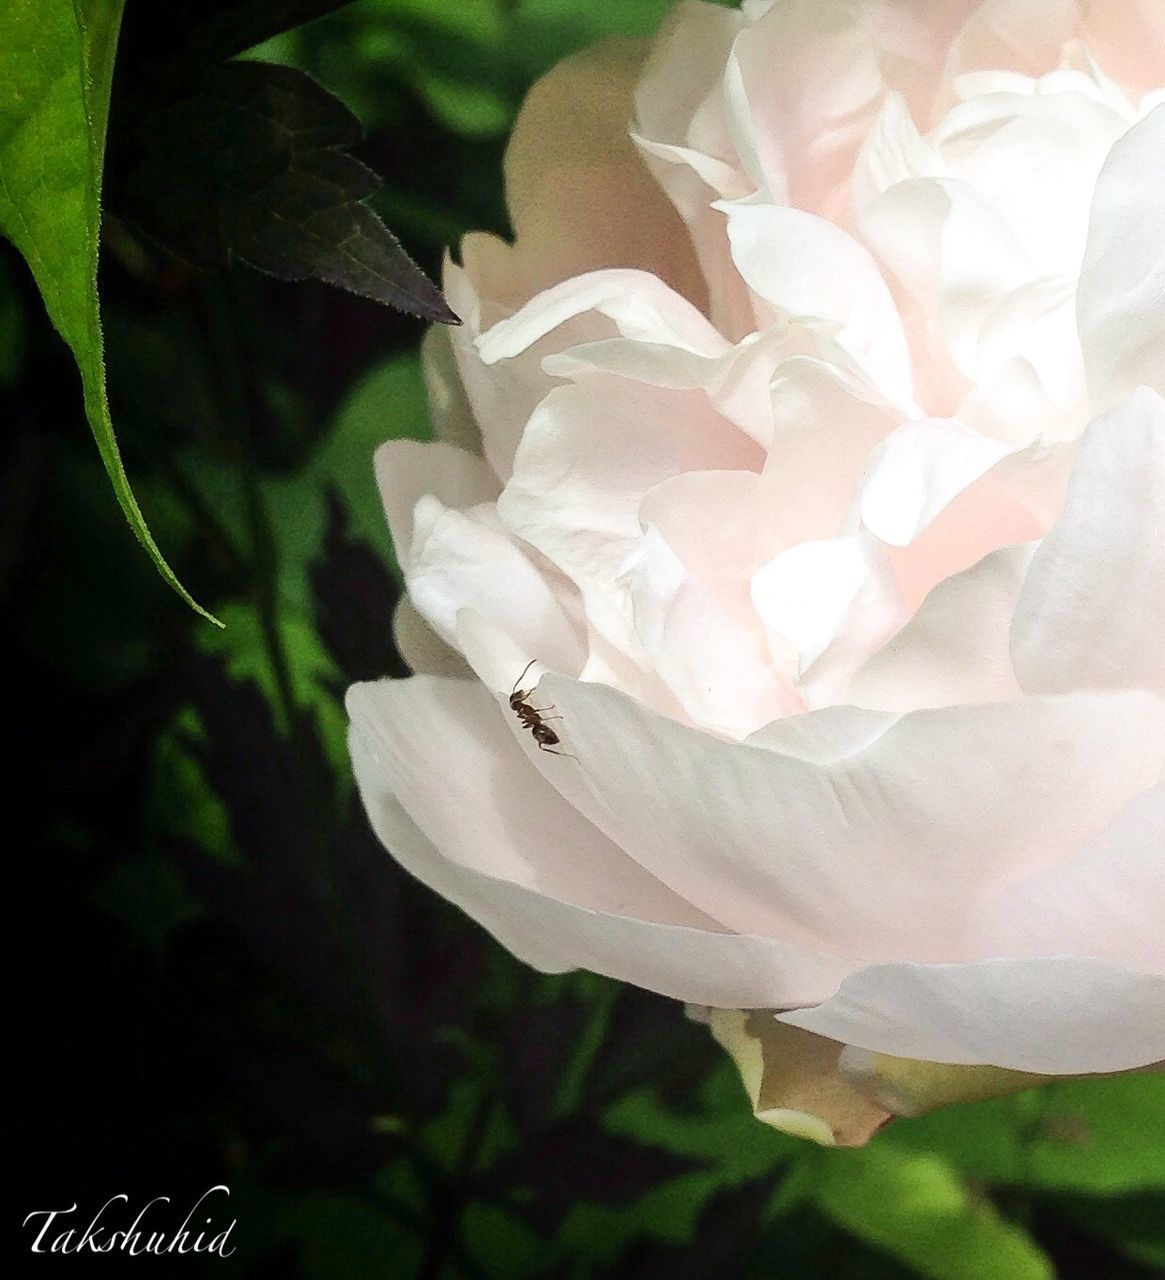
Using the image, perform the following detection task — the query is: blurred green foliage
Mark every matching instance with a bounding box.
[4,1,1163,1278]
[252,0,693,139]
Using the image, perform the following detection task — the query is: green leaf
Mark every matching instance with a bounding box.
[578,1065,797,1267]
[146,707,243,866]
[170,351,428,768]
[1023,1075,1165,1196]
[607,1062,799,1183]
[884,1074,1165,1197]
[92,853,204,949]
[460,1203,542,1276]
[0,0,217,622]
[1058,1195,1165,1272]
[810,1143,1055,1280]
[199,600,350,778]
[178,350,429,613]
[117,60,459,322]
[0,258,27,388]
[266,1194,422,1280]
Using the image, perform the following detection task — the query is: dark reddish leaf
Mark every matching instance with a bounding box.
[114,62,459,323]
[116,0,360,115]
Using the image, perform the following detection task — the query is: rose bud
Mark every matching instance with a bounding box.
[347,0,1165,1144]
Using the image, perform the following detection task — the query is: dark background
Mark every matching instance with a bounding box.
[5,1,1164,1275]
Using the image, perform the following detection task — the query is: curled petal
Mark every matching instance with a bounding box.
[694,1008,892,1146]
[716,198,915,405]
[778,957,1165,1073]
[476,268,728,366]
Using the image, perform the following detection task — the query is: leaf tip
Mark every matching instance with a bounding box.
[433,300,462,327]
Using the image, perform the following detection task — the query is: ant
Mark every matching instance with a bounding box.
[509,660,576,759]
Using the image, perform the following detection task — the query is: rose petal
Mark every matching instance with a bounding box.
[405,501,585,673]
[1011,387,1165,696]
[347,676,852,1007]
[392,598,472,678]
[697,1009,892,1146]
[374,439,499,566]
[974,278,1085,428]
[759,357,901,551]
[632,1,758,340]
[728,0,886,216]
[858,176,1032,392]
[955,353,1073,446]
[634,0,745,159]
[543,330,798,449]
[751,534,908,702]
[883,441,1068,610]
[876,1,986,90]
[539,675,1165,959]
[421,324,480,455]
[640,469,762,600]
[931,84,1128,281]
[1077,105,1165,412]
[631,136,759,339]
[442,250,575,483]
[778,957,1165,1072]
[504,36,703,302]
[716,198,915,405]
[497,377,761,662]
[476,268,728,367]
[858,418,1015,547]
[1084,0,1165,103]
[936,0,1081,112]
[626,525,800,737]
[849,543,1034,711]
[975,785,1165,972]
[852,91,942,211]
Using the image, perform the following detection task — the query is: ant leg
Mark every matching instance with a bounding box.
[538,743,578,761]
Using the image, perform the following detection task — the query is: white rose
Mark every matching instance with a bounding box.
[348,0,1165,1144]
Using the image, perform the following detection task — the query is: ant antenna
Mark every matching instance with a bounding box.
[511,658,537,697]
